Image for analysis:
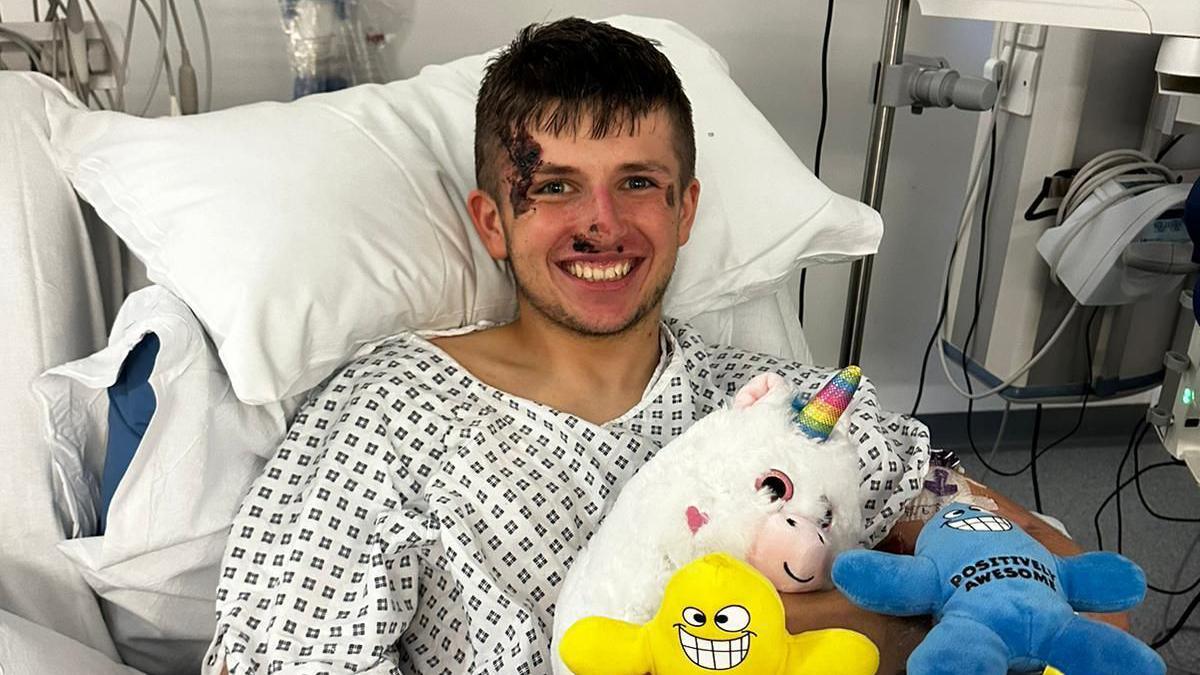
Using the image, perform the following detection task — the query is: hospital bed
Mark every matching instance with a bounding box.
[0,15,883,674]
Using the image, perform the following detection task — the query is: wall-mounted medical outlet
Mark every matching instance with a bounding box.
[1001,47,1041,117]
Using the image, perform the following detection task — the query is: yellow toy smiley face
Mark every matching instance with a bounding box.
[648,554,785,672]
[559,553,879,675]
[674,603,753,669]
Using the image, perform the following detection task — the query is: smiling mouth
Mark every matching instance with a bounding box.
[945,516,1013,532]
[559,259,640,282]
[783,562,814,584]
[676,626,752,670]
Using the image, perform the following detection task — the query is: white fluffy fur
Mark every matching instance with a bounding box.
[550,376,863,673]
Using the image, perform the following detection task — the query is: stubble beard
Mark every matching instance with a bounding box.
[504,230,674,338]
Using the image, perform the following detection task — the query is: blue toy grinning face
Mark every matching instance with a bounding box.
[940,504,1013,533]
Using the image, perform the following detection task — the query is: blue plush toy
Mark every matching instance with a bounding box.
[832,502,1165,674]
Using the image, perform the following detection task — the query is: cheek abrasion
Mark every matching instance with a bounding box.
[665,183,676,208]
[504,129,543,218]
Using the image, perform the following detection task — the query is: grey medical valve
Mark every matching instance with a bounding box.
[912,68,997,111]
[877,55,999,112]
[1165,351,1191,373]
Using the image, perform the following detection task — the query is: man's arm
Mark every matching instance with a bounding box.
[207,376,432,673]
[876,478,1132,631]
[781,478,1134,675]
[780,589,930,675]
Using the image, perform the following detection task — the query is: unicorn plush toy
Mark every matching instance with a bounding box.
[551,367,869,674]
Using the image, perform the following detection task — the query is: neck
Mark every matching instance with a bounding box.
[506,301,664,397]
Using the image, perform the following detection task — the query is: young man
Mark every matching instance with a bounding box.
[208,18,1112,675]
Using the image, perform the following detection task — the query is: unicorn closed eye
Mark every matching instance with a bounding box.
[550,368,867,675]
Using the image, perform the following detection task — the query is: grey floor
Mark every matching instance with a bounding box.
[928,407,1200,674]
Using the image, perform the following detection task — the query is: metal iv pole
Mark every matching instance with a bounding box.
[839,0,911,367]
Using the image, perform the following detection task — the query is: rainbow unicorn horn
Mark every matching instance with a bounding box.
[792,366,862,442]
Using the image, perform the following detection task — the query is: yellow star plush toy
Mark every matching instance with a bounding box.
[558,553,879,675]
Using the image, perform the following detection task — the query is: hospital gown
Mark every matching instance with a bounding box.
[204,321,931,674]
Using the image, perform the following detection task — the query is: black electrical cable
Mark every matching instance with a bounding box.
[961,126,998,463]
[1094,457,1187,552]
[1036,306,1100,452]
[965,308,1100,479]
[961,124,999,385]
[1154,571,1200,598]
[1152,590,1200,650]
[1030,403,1044,513]
[1156,134,1187,163]
[813,0,834,180]
[913,63,1011,417]
[1089,419,1200,646]
[801,0,835,328]
[911,278,951,417]
[914,119,999,418]
[1107,419,1145,554]
[1128,419,1200,598]
[1134,424,1200,525]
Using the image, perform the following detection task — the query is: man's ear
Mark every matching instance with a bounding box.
[676,177,700,247]
[467,188,508,260]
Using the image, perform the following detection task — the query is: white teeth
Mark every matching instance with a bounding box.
[678,627,750,670]
[565,260,634,282]
[948,516,1013,532]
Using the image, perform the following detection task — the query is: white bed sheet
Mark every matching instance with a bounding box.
[0,72,122,659]
[0,608,143,675]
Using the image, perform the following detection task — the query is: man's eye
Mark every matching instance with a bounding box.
[624,176,656,190]
[534,181,571,195]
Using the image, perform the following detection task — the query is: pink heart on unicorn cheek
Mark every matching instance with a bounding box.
[686,506,710,534]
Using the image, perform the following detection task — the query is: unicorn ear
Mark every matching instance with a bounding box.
[732,373,789,410]
[793,366,862,442]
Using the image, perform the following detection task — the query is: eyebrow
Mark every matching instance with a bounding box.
[534,163,579,176]
[533,161,673,176]
[618,161,671,175]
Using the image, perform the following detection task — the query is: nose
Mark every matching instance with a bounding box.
[585,186,628,241]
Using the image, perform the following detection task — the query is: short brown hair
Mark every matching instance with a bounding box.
[474,18,695,202]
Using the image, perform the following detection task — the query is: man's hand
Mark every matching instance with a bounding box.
[780,588,930,675]
[878,477,1132,633]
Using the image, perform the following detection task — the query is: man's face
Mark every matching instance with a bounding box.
[472,108,699,337]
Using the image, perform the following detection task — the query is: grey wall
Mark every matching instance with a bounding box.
[42,0,1008,413]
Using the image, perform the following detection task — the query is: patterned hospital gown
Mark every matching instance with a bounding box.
[205,321,931,674]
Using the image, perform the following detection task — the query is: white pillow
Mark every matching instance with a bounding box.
[34,286,292,675]
[51,15,881,404]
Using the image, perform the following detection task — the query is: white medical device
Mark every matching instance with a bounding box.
[914,0,1200,406]
[1158,312,1200,485]
[915,0,1200,37]
[1037,181,1194,306]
